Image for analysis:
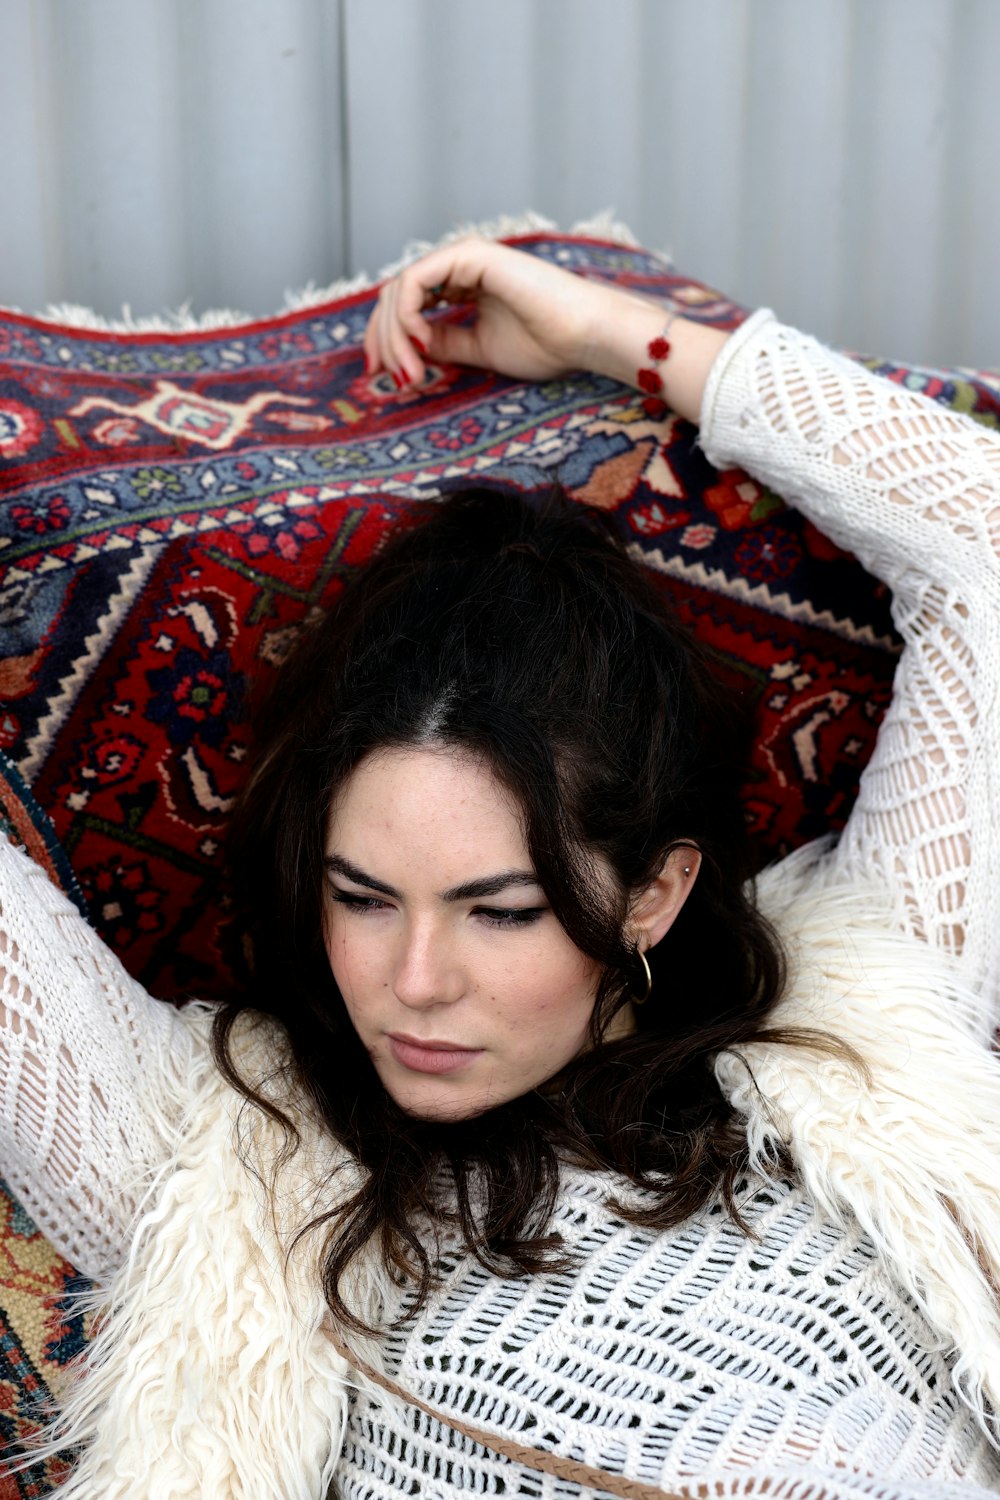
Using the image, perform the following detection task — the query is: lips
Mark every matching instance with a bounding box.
[387,1034,483,1076]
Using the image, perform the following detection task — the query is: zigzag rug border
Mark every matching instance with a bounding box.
[20,548,162,783]
[632,543,901,653]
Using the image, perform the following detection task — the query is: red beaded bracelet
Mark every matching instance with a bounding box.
[636,310,681,412]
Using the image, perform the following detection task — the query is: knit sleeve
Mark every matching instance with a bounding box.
[700,311,1000,1035]
[0,834,199,1280]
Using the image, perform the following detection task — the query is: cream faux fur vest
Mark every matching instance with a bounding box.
[36,850,1000,1497]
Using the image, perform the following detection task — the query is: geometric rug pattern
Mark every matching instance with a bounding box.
[1,231,998,1491]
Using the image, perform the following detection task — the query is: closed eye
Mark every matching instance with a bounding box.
[330,891,391,915]
[473,906,547,929]
[329,890,546,927]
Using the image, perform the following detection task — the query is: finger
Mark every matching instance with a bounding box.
[370,280,403,377]
[399,307,434,365]
[426,319,488,371]
[396,242,484,318]
[395,263,483,381]
[373,280,411,387]
[363,298,384,375]
[367,279,422,390]
[376,239,490,384]
[375,278,400,377]
[380,279,425,388]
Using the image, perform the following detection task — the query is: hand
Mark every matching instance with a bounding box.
[365,235,732,428]
[364,236,616,387]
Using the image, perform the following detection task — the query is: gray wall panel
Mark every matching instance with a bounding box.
[0,0,996,367]
[1,0,65,313]
[345,0,542,269]
[173,0,344,315]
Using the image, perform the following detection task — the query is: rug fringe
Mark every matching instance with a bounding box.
[569,209,646,248]
[24,301,267,335]
[10,210,659,334]
[284,210,661,312]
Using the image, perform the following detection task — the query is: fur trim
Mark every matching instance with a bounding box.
[34,1009,383,1499]
[28,850,1000,1490]
[11,210,657,333]
[717,842,1000,1431]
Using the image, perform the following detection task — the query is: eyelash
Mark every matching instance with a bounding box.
[329,892,545,928]
[331,893,389,914]
[475,907,545,929]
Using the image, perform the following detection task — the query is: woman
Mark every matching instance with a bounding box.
[3,237,1000,1499]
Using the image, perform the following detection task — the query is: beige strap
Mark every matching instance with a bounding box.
[331,1332,694,1500]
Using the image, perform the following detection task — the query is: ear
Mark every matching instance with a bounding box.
[629,846,701,950]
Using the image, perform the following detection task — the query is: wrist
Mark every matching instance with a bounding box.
[580,287,663,391]
[579,286,731,428]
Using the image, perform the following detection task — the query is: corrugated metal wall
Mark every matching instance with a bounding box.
[2,0,997,368]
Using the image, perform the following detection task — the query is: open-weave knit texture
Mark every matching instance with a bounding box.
[0,837,197,1277]
[7,867,1000,1499]
[341,1163,1000,1500]
[1,312,999,1496]
[18,1008,381,1500]
[702,311,1000,1036]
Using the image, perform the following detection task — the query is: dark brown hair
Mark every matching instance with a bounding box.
[216,486,793,1331]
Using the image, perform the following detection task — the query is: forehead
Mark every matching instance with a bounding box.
[326,745,531,876]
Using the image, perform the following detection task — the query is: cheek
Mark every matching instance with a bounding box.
[322,908,344,976]
[501,944,600,1034]
[323,912,379,1007]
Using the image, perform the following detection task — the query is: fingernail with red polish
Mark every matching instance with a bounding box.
[413,338,428,357]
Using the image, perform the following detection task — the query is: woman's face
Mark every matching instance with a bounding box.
[323,745,603,1121]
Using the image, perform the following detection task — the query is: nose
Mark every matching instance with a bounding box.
[391,920,466,1010]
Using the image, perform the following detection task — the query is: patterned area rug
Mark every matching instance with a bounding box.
[0,230,998,1491]
[0,1183,87,1494]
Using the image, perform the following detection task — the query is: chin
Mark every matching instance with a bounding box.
[398,1094,495,1123]
[385,1078,507,1123]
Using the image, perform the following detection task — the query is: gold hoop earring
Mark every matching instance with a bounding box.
[632,947,652,1006]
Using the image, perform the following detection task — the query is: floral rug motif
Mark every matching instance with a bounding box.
[0,1184,88,1494]
[1,231,998,1491]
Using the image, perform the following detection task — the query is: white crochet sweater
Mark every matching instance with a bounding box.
[3,310,1000,1500]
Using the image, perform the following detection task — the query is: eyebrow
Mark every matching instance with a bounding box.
[324,854,541,903]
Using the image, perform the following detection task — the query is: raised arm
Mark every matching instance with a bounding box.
[698,313,1000,1032]
[0,835,198,1278]
[372,240,1000,1030]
